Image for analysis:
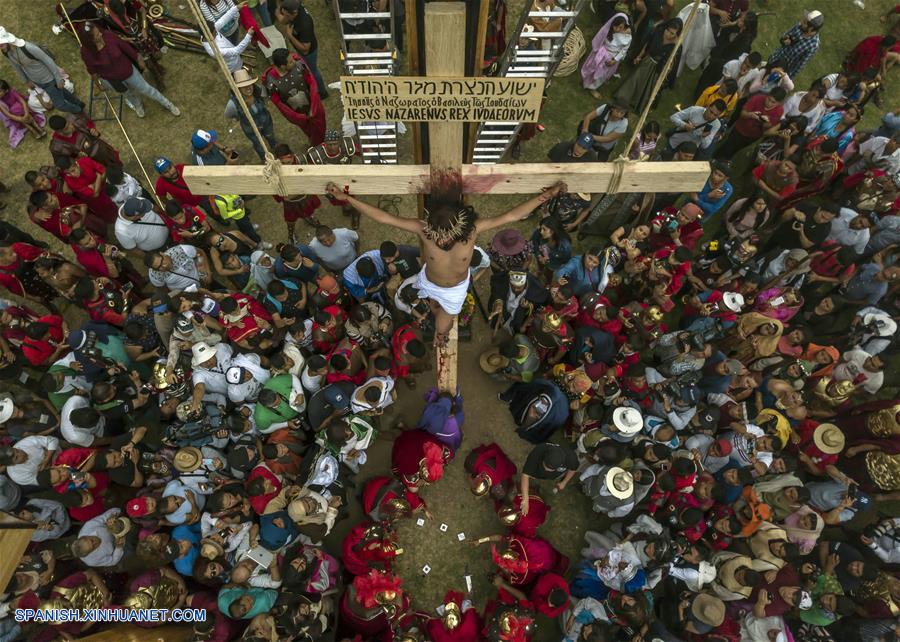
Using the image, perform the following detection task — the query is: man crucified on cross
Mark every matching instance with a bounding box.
[325,181,568,347]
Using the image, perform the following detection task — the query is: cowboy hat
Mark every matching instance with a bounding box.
[0,28,25,47]
[191,342,216,368]
[174,447,203,473]
[233,68,259,88]
[605,466,634,499]
[509,271,528,288]
[479,346,510,374]
[813,423,845,454]
[491,229,527,256]
[612,407,642,435]
[691,594,726,627]
[722,292,744,312]
[0,394,14,424]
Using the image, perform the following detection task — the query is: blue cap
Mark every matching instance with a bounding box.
[154,157,172,174]
[322,385,351,411]
[191,129,217,149]
[576,132,594,149]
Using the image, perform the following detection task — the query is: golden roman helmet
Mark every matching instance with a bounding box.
[375,589,398,605]
[443,601,462,630]
[542,313,562,331]
[363,523,387,541]
[384,497,411,520]
[151,361,170,390]
[123,590,153,611]
[868,403,900,438]
[498,610,516,635]
[471,473,491,497]
[646,306,664,322]
[38,599,70,622]
[498,505,522,526]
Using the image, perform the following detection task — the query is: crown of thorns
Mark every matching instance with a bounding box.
[422,206,473,245]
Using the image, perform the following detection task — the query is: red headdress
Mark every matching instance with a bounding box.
[492,544,528,576]
[353,570,404,609]
[420,442,445,482]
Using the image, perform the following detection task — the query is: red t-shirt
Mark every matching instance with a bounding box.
[63,157,106,200]
[221,294,273,344]
[735,94,785,139]
[30,193,84,241]
[155,164,204,207]
[22,314,65,366]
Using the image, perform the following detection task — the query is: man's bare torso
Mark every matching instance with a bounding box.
[415,223,475,287]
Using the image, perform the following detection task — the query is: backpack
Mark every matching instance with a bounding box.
[20,42,57,63]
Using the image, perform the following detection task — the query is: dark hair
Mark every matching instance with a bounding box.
[28,190,50,209]
[710,98,728,113]
[729,190,770,228]
[357,257,376,278]
[26,322,50,339]
[315,225,332,239]
[499,340,519,358]
[379,241,398,258]
[143,251,163,268]
[364,386,381,403]
[247,476,268,496]
[273,142,293,157]
[258,388,278,407]
[219,297,238,314]
[607,15,628,40]
[272,48,291,68]
[105,164,124,185]
[330,353,348,371]
[742,569,762,588]
[769,86,787,101]
[308,354,327,370]
[124,320,146,340]
[407,339,425,357]
[267,280,286,297]
[641,120,660,137]
[349,305,371,323]
[55,155,73,171]
[73,277,96,301]
[165,200,182,216]
[539,216,571,247]
[280,244,299,262]
[747,51,763,66]
[374,356,390,371]
[48,115,68,131]
[721,78,738,94]
[675,141,698,155]
[70,406,100,429]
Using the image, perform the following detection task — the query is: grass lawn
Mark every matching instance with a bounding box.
[0,0,897,637]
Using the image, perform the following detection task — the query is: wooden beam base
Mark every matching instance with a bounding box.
[436,317,458,393]
[183,161,711,197]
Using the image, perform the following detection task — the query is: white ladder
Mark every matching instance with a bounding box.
[332,0,400,164]
[471,0,589,164]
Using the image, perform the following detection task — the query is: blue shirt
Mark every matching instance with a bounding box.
[554,255,600,297]
[342,249,386,300]
[274,245,319,283]
[770,23,820,77]
[845,263,888,305]
[191,145,228,166]
[172,523,201,576]
[815,112,855,155]
[162,479,205,525]
[695,179,734,220]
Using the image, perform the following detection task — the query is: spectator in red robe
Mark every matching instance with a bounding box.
[56,155,118,225]
[263,49,325,146]
[426,590,482,642]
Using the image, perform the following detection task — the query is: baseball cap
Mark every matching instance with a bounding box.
[323,385,351,411]
[154,157,172,173]
[714,438,733,456]
[123,196,153,217]
[576,132,594,150]
[191,129,217,149]
[226,366,246,385]
[697,406,721,429]
[126,497,151,518]
[724,359,744,376]
[806,10,824,28]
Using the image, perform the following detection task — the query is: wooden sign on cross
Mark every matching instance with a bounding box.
[182,2,711,392]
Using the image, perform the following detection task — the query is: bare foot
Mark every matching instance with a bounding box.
[433,331,449,348]
[590,90,603,100]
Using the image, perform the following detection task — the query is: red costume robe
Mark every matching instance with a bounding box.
[263,53,325,145]
[467,442,518,496]
[341,521,400,576]
[426,591,482,642]
[61,156,117,224]
[338,571,407,637]
[390,428,451,491]
[363,475,426,521]
[493,535,567,587]
[498,493,549,538]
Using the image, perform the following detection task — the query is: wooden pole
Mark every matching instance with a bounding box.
[405,0,426,218]
[466,0,491,163]
[0,514,36,593]
[424,2,466,393]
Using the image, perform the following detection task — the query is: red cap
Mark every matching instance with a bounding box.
[715,438,733,456]
[126,497,151,517]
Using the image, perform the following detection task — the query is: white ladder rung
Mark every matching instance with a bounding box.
[345,51,395,58]
[342,33,391,40]
[527,10,578,17]
[338,12,392,18]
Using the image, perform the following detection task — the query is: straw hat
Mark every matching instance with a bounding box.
[479,346,510,374]
[174,447,203,473]
[612,407,642,435]
[722,292,744,312]
[233,68,258,88]
[605,467,634,499]
[813,423,845,455]
[0,394,14,424]
[691,594,726,627]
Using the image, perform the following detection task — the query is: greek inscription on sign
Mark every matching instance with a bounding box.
[340,76,546,123]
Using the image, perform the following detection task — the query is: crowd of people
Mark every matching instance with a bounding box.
[0,1,899,642]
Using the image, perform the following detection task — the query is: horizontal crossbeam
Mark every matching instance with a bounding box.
[182,161,711,196]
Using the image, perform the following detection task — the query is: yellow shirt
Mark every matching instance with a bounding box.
[695,85,738,115]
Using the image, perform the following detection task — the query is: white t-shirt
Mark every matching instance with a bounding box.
[309,228,359,272]
[149,245,202,291]
[192,342,234,401]
[109,173,143,207]
[60,395,105,447]
[589,104,629,150]
[114,208,169,252]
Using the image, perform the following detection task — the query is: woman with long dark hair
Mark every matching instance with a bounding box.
[724,190,771,240]
[531,218,573,280]
[615,18,682,115]
[78,21,179,118]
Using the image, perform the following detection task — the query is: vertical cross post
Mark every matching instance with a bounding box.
[424,2,466,393]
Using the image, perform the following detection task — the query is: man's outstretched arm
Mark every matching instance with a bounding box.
[326,183,423,234]
[475,182,568,233]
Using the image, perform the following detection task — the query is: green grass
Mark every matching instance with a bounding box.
[0,0,898,638]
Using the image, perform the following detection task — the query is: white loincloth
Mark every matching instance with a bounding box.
[414,266,471,315]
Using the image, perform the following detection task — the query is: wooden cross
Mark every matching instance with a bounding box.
[182,2,711,391]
